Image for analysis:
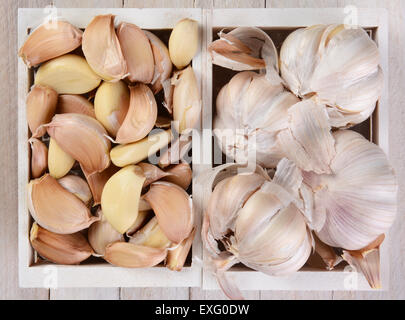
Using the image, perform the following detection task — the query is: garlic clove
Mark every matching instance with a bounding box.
[48,137,75,179]
[101,165,145,234]
[28,174,99,234]
[88,209,125,256]
[144,30,173,112]
[57,94,96,119]
[29,138,48,179]
[162,163,192,190]
[104,242,167,268]
[19,20,83,68]
[277,100,336,174]
[47,113,111,175]
[81,163,119,206]
[168,18,198,70]
[111,129,172,167]
[138,197,152,211]
[58,175,92,206]
[94,81,130,137]
[166,228,195,271]
[117,22,154,83]
[342,235,385,289]
[26,85,58,138]
[143,181,193,244]
[126,210,151,236]
[129,217,171,249]
[35,54,101,94]
[138,162,172,188]
[115,84,157,144]
[312,234,342,270]
[172,66,201,134]
[158,135,192,168]
[82,14,127,81]
[30,222,93,265]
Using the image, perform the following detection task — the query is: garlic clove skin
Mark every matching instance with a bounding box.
[94,81,130,137]
[26,85,58,138]
[115,84,157,144]
[19,20,83,68]
[138,197,152,211]
[111,129,172,167]
[57,94,96,119]
[47,113,111,175]
[158,135,192,168]
[126,210,151,236]
[58,175,92,206]
[143,181,193,244]
[117,22,154,84]
[155,116,172,129]
[304,130,397,250]
[169,18,198,70]
[29,138,48,179]
[166,228,195,271]
[28,174,99,234]
[35,54,101,94]
[81,163,119,206]
[162,163,192,190]
[48,137,75,179]
[129,217,171,249]
[82,14,127,81]
[30,222,93,265]
[138,162,172,188]
[88,209,124,256]
[104,242,167,268]
[311,234,342,270]
[172,66,201,134]
[101,165,145,234]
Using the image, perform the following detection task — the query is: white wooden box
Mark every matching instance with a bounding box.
[18,8,203,288]
[202,8,390,291]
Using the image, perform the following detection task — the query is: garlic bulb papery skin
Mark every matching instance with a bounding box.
[303,130,397,251]
[213,71,299,168]
[208,27,282,84]
[280,24,383,127]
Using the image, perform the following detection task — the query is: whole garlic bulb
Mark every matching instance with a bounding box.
[303,130,397,251]
[213,71,300,168]
[280,25,383,128]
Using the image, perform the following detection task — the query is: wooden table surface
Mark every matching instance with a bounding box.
[1,0,404,300]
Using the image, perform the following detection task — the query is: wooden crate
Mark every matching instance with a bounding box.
[202,8,390,291]
[18,8,203,288]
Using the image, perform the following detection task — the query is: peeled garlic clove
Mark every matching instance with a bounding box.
[58,175,92,206]
[47,113,111,175]
[19,20,83,68]
[126,210,151,236]
[57,94,96,118]
[111,129,172,167]
[342,234,385,289]
[35,54,101,94]
[162,163,192,190]
[28,174,98,234]
[29,138,48,179]
[166,228,195,271]
[48,137,75,179]
[101,165,145,234]
[138,162,171,188]
[172,66,201,134]
[88,209,124,256]
[130,217,171,249]
[117,22,154,83]
[169,18,198,70]
[94,81,130,137]
[104,242,167,268]
[115,84,157,144]
[158,135,192,168]
[30,222,93,265]
[277,100,336,174]
[81,164,119,206]
[143,181,193,244]
[82,14,127,81]
[26,85,58,138]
